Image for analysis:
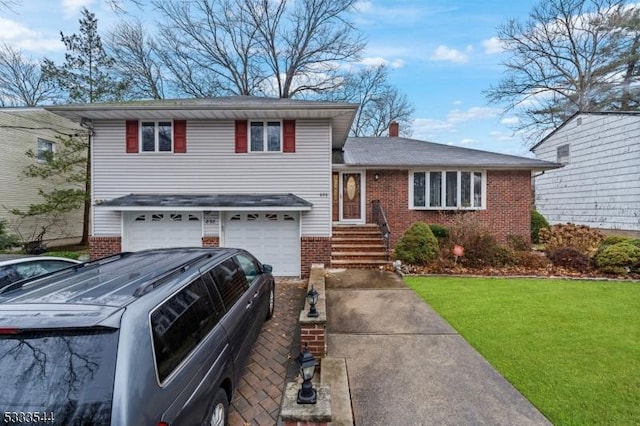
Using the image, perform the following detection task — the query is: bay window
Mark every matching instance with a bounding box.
[410,170,485,209]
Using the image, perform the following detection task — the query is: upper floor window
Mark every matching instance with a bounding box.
[557,144,570,165]
[141,121,172,152]
[250,121,281,152]
[411,170,485,210]
[37,139,54,161]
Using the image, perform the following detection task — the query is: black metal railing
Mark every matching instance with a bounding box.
[371,200,391,260]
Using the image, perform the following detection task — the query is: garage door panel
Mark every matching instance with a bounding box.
[125,212,202,251]
[224,212,300,277]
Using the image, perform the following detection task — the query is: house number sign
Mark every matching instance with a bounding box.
[346,176,357,200]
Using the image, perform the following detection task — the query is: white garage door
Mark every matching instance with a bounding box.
[224,212,300,276]
[124,212,202,251]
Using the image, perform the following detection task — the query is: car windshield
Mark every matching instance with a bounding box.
[0,328,118,425]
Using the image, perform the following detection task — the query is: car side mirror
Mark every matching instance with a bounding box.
[262,264,273,274]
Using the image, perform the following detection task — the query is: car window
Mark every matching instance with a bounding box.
[235,253,260,284]
[0,328,118,424]
[151,277,222,383]
[11,260,74,281]
[208,258,248,310]
[0,265,19,288]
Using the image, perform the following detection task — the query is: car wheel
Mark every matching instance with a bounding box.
[265,283,275,320]
[209,388,229,426]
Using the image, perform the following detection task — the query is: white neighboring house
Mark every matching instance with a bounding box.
[532,112,640,234]
[0,108,85,246]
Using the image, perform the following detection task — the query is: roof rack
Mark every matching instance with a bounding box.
[0,252,134,295]
[132,253,213,298]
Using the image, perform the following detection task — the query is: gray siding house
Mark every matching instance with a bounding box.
[0,108,84,246]
[532,112,640,234]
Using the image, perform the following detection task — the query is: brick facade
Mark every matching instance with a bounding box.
[365,169,532,248]
[89,236,122,259]
[300,323,326,359]
[201,236,220,247]
[301,237,331,278]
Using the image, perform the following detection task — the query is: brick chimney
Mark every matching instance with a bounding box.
[389,121,399,137]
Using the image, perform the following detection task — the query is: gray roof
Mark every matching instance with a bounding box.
[341,137,559,170]
[97,193,312,209]
[45,96,358,148]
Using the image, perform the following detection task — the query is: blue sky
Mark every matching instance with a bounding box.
[0,0,540,157]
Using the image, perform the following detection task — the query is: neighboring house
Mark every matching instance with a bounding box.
[0,108,84,247]
[532,112,640,234]
[46,97,558,277]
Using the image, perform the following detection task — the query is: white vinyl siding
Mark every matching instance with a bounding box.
[0,108,84,243]
[533,114,640,231]
[92,120,331,236]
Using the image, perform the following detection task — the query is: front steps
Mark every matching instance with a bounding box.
[331,224,391,269]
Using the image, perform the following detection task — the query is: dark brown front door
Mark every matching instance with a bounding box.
[332,172,339,222]
[342,173,361,220]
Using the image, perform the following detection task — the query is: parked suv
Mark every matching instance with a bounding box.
[0,247,275,426]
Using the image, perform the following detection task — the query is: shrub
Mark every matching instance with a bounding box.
[428,224,449,240]
[539,223,605,256]
[506,234,530,251]
[596,236,633,257]
[595,242,640,275]
[447,213,500,268]
[548,247,592,271]
[394,221,439,265]
[0,220,20,251]
[488,245,517,267]
[515,251,551,269]
[531,209,549,244]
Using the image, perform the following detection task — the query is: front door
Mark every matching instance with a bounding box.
[341,172,363,222]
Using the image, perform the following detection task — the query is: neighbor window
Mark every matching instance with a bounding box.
[250,121,281,152]
[37,139,54,161]
[141,121,172,152]
[411,171,485,210]
[557,144,570,165]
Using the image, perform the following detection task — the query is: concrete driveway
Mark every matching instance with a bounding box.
[325,269,551,426]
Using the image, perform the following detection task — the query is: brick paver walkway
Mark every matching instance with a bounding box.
[229,280,306,426]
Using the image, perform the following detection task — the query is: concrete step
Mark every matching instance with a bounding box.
[330,259,392,268]
[332,251,388,259]
[331,244,386,252]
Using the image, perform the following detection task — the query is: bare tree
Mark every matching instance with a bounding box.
[0,44,57,106]
[146,0,364,98]
[107,21,165,99]
[485,0,634,143]
[245,0,365,98]
[329,65,414,136]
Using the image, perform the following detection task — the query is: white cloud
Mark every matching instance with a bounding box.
[489,130,515,142]
[430,45,468,64]
[459,138,475,145]
[447,106,501,123]
[0,17,63,52]
[482,37,503,54]
[62,0,95,18]
[354,1,372,13]
[501,116,520,126]
[360,56,405,69]
[452,100,463,106]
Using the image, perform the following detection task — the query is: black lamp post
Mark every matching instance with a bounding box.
[307,285,319,318]
[296,344,318,404]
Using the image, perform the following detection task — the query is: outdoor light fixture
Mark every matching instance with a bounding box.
[296,344,318,404]
[374,172,380,181]
[306,285,319,318]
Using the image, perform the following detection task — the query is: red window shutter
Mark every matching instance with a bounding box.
[174,120,187,153]
[235,120,248,153]
[125,120,139,153]
[283,120,296,153]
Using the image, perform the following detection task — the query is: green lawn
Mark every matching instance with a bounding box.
[405,276,640,426]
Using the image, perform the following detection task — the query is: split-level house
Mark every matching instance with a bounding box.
[47,97,558,277]
[0,108,85,246]
[532,112,640,235]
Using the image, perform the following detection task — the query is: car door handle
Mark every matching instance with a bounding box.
[246,301,252,310]
[253,291,259,299]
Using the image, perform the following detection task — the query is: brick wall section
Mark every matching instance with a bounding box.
[89,236,122,259]
[300,237,331,279]
[201,236,220,247]
[300,323,326,359]
[365,169,532,248]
